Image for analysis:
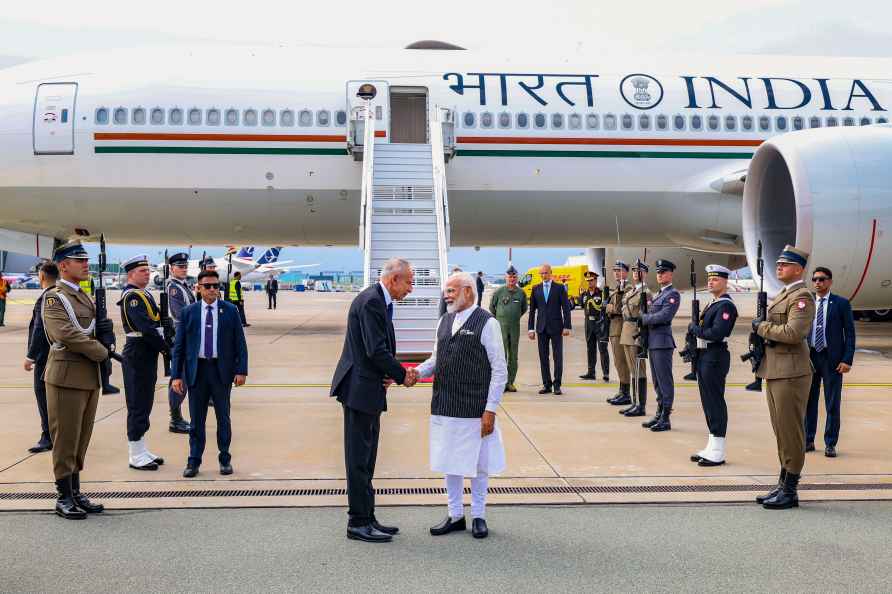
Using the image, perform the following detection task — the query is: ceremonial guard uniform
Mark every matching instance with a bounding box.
[42,241,111,519]
[619,261,651,417]
[754,246,815,509]
[640,260,680,431]
[489,266,527,392]
[605,261,631,405]
[118,255,168,471]
[689,265,738,465]
[166,252,195,433]
[579,271,610,382]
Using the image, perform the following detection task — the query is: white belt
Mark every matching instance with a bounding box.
[125,332,143,338]
[697,337,727,348]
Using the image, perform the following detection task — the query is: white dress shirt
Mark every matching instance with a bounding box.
[378,281,393,308]
[198,299,219,359]
[59,279,81,292]
[812,291,831,349]
[416,304,508,413]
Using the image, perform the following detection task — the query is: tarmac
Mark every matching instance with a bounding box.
[1,288,891,512]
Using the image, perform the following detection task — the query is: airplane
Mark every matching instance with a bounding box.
[149,246,315,286]
[2,272,36,286]
[0,43,891,311]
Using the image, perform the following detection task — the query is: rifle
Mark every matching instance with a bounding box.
[741,241,767,391]
[680,258,698,381]
[633,259,649,359]
[159,250,173,376]
[599,263,610,341]
[95,235,122,366]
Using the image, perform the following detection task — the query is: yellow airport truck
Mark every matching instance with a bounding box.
[519,264,589,309]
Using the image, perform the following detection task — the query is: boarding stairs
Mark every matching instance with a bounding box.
[350,105,454,357]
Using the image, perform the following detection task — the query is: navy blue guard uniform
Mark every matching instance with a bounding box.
[640,260,680,431]
[688,264,738,467]
[579,271,610,381]
[118,255,168,471]
[166,252,195,434]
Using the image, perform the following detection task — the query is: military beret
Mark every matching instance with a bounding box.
[655,259,676,272]
[612,260,629,272]
[706,264,731,278]
[632,259,649,273]
[123,254,150,272]
[53,240,89,262]
[584,270,598,279]
[168,252,189,266]
[776,245,809,267]
[506,265,518,275]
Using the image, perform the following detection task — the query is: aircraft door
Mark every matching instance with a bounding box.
[346,80,389,142]
[33,82,78,155]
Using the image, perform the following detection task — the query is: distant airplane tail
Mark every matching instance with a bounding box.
[236,246,255,259]
[255,247,283,265]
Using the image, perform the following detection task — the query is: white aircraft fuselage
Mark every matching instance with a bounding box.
[1,46,889,254]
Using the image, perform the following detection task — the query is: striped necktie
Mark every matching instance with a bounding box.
[814,297,826,352]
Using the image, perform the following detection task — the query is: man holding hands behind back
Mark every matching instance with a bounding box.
[330,258,417,543]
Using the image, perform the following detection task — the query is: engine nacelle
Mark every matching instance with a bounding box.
[743,124,892,307]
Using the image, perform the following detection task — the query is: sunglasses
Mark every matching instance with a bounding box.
[197,283,219,289]
[812,277,830,282]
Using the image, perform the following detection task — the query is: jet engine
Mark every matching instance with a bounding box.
[743,125,892,308]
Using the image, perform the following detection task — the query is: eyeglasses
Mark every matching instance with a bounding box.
[812,277,830,282]
[197,283,219,289]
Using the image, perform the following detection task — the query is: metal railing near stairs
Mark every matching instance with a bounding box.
[429,106,453,290]
[354,104,377,288]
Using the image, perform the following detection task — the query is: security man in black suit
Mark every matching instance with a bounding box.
[118,255,169,471]
[579,270,610,382]
[527,263,572,395]
[687,265,738,466]
[24,261,58,453]
[330,257,415,543]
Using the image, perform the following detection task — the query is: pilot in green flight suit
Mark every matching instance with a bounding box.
[489,265,528,392]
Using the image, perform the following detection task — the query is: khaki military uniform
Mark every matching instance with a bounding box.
[620,283,651,384]
[42,281,108,480]
[756,280,815,475]
[605,282,631,384]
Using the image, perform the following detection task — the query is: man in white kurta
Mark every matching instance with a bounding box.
[416,273,508,539]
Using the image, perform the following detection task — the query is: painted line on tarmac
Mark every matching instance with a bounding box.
[3,382,892,390]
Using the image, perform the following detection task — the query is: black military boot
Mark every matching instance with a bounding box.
[624,379,647,417]
[642,405,662,428]
[756,468,786,504]
[71,473,104,514]
[762,471,800,509]
[608,383,631,405]
[55,476,87,520]
[650,409,672,432]
[169,408,192,434]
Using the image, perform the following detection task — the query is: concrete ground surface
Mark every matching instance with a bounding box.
[3,502,891,593]
[1,289,890,510]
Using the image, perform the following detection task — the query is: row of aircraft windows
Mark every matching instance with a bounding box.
[94,107,349,128]
[460,111,889,132]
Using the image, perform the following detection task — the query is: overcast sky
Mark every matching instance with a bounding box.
[3,1,890,272]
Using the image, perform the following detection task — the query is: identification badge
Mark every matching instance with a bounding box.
[588,315,596,321]
[46,297,56,306]
[130,299,138,307]
[502,297,510,305]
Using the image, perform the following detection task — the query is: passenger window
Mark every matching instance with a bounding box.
[169,108,183,125]
[207,109,221,126]
[860,117,871,126]
[707,115,720,131]
[792,116,804,130]
[244,109,258,126]
[262,109,276,126]
[691,115,703,130]
[877,117,889,124]
[842,117,855,127]
[150,108,164,125]
[298,110,313,127]
[534,113,547,129]
[113,107,128,125]
[638,114,651,130]
[281,110,295,127]
[724,115,737,131]
[225,109,239,126]
[95,108,109,125]
[335,110,347,126]
[516,112,529,128]
[775,116,788,131]
[585,113,599,129]
[568,113,582,129]
[809,116,821,128]
[188,108,202,125]
[463,112,476,128]
[621,114,633,130]
[604,114,617,130]
[673,114,685,130]
[132,107,146,125]
[551,113,564,129]
[656,114,668,130]
[317,110,331,126]
[758,115,771,131]
[480,112,494,128]
[826,117,839,127]
[498,112,511,128]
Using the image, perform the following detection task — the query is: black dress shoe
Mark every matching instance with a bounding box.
[28,435,53,454]
[102,385,120,395]
[690,454,704,463]
[538,387,552,395]
[553,388,563,396]
[619,404,636,415]
[623,406,646,417]
[220,464,233,475]
[182,465,199,478]
[152,457,165,466]
[602,376,610,382]
[430,515,466,536]
[609,395,631,406]
[347,525,392,543]
[169,419,191,434]
[805,442,816,452]
[650,416,672,432]
[641,414,661,428]
[825,446,837,458]
[371,518,399,535]
[129,462,159,471]
[697,458,725,467]
[472,518,488,539]
[579,373,596,380]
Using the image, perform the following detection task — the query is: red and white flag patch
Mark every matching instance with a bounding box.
[797,299,807,309]
[722,312,730,320]
[669,298,676,304]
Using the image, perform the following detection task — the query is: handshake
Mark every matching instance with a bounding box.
[383,367,420,389]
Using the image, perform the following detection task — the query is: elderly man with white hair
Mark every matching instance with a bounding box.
[415,272,508,539]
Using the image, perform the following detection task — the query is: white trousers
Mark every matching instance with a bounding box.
[445,439,490,519]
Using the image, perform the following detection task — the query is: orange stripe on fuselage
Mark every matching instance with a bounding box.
[93,131,386,141]
[456,136,763,147]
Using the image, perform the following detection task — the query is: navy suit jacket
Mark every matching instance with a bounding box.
[171,300,248,387]
[528,282,572,335]
[26,288,51,365]
[330,284,407,415]
[811,293,856,368]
